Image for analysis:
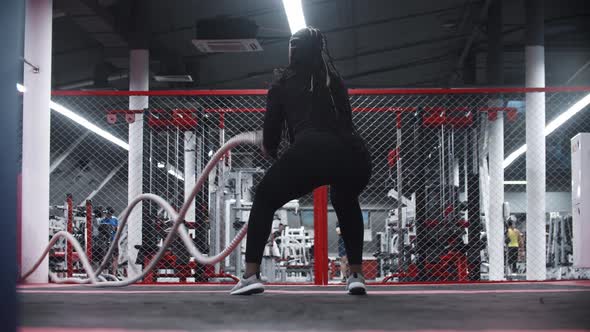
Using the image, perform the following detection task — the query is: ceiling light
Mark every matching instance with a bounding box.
[167,168,185,181]
[503,93,590,168]
[544,93,590,136]
[282,0,307,34]
[41,90,182,182]
[50,101,130,151]
[21,85,186,184]
[154,75,194,83]
[504,180,527,185]
[503,145,527,169]
[441,22,456,30]
[18,83,129,151]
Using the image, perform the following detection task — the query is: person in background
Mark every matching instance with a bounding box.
[272,223,286,247]
[99,207,119,274]
[506,219,522,275]
[100,207,119,241]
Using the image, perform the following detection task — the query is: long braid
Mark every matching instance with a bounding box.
[289,27,351,127]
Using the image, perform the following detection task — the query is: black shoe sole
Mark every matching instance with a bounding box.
[236,288,265,296]
[348,287,367,295]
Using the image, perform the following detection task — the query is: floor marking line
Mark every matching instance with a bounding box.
[17,288,590,295]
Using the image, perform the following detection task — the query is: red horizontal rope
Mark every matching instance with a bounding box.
[51,86,590,97]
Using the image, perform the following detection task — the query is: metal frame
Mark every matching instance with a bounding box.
[49,86,590,285]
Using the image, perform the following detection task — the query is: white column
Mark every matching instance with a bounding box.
[525,0,546,280]
[464,138,469,201]
[21,0,52,283]
[526,45,547,280]
[489,110,505,280]
[215,128,226,273]
[127,49,149,277]
[184,131,196,222]
[452,158,460,187]
[486,0,505,280]
[224,198,236,268]
[478,119,491,245]
[196,137,203,176]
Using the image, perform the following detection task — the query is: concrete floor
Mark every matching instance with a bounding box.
[18,281,590,332]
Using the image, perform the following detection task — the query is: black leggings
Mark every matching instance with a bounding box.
[245,131,371,266]
[508,247,519,272]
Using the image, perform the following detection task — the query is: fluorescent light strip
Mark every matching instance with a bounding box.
[282,0,307,34]
[168,170,185,181]
[503,92,590,169]
[544,93,590,136]
[503,144,527,168]
[52,100,185,181]
[166,166,185,181]
[53,101,185,181]
[21,85,186,183]
[50,100,130,151]
[19,84,129,150]
[504,180,527,185]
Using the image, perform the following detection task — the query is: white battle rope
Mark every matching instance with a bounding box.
[20,131,263,287]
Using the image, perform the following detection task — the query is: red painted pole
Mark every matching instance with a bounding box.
[313,186,329,285]
[66,194,74,277]
[86,200,93,264]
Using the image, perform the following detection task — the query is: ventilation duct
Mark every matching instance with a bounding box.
[192,16,263,53]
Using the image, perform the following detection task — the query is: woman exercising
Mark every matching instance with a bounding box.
[231,27,372,295]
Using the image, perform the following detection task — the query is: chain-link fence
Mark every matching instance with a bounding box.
[48,87,590,283]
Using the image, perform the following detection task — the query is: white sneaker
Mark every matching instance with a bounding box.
[230,273,265,295]
[346,272,367,295]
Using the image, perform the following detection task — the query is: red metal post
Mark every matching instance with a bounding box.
[85,200,93,264]
[313,186,329,285]
[66,194,74,277]
[219,112,225,129]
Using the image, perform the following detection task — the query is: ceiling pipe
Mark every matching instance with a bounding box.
[56,72,128,90]
[448,0,494,85]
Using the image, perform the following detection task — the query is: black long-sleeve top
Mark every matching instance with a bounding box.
[262,69,356,157]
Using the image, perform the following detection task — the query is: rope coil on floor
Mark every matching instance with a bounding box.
[20,131,264,287]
